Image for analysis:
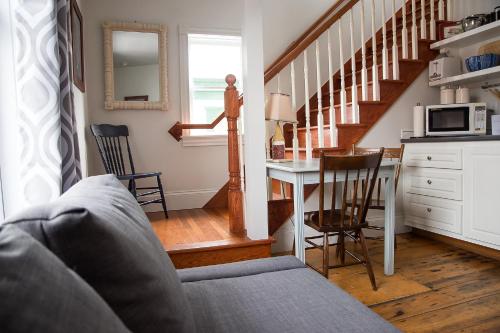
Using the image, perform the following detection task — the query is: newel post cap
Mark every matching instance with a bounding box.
[225,74,237,87]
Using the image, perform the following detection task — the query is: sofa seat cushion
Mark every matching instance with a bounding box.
[5,175,195,333]
[0,225,131,333]
[178,256,306,282]
[183,267,400,333]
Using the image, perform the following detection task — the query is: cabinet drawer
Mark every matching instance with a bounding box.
[405,147,462,169]
[405,194,462,234]
[405,168,462,200]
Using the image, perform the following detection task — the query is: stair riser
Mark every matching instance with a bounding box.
[296,128,333,149]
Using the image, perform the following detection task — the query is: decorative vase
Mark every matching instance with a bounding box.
[271,122,285,160]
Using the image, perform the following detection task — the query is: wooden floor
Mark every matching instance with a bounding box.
[148,208,272,268]
[304,233,500,333]
[149,208,242,250]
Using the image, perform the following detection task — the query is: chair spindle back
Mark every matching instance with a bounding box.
[351,144,405,208]
[318,149,385,229]
[90,124,135,176]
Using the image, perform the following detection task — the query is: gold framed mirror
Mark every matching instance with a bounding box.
[103,21,168,111]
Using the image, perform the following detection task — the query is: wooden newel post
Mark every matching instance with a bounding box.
[225,74,245,235]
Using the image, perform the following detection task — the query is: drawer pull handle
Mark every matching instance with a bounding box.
[427,156,432,161]
[427,179,432,185]
[427,208,432,213]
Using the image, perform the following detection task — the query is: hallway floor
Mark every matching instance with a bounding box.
[305,233,500,333]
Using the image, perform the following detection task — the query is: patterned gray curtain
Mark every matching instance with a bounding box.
[12,0,81,206]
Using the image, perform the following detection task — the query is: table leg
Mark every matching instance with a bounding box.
[293,173,305,263]
[384,172,396,275]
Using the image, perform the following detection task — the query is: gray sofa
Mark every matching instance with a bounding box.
[0,175,399,333]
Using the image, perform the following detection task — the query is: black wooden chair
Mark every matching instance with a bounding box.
[90,124,168,218]
[302,149,384,290]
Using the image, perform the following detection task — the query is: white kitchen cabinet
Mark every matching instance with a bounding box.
[405,193,462,234]
[463,147,500,246]
[403,141,500,251]
[406,167,463,201]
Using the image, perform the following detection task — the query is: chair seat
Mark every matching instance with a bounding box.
[305,210,367,232]
[346,198,385,210]
[117,172,161,180]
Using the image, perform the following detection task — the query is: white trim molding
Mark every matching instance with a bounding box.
[142,188,220,211]
[182,134,228,147]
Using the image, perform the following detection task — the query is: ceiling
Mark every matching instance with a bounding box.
[113,31,159,68]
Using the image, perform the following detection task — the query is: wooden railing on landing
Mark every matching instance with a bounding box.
[168,0,356,142]
[224,75,244,235]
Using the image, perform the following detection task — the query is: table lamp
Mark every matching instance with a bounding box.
[265,93,296,160]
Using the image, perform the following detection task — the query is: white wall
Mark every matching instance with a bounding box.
[114,64,160,101]
[83,0,337,211]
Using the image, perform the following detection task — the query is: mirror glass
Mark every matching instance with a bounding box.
[112,31,159,102]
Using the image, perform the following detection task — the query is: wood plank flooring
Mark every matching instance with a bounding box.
[149,208,240,249]
[304,233,500,333]
[148,208,272,268]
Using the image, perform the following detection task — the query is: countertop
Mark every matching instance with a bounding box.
[401,135,500,143]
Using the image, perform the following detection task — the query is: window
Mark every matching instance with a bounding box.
[180,29,242,142]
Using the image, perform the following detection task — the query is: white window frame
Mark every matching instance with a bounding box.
[178,25,241,147]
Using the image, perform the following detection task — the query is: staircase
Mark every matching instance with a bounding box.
[170,0,450,239]
[267,0,444,234]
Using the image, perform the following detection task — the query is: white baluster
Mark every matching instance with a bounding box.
[392,0,399,80]
[421,0,427,39]
[349,10,359,123]
[401,0,409,59]
[303,50,313,161]
[360,0,369,101]
[412,0,419,60]
[381,0,389,80]
[339,21,348,123]
[291,61,299,161]
[327,28,337,147]
[315,40,324,148]
[277,73,281,93]
[430,0,436,40]
[438,0,444,20]
[446,0,452,21]
[370,0,380,101]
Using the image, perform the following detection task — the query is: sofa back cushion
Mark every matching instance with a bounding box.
[0,224,131,333]
[5,175,195,333]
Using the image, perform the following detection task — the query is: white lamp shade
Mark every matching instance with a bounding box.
[265,93,296,123]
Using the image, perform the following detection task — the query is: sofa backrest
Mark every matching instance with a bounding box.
[5,175,196,333]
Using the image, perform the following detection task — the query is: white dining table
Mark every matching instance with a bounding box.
[266,158,397,276]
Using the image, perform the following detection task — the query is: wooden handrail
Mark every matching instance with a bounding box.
[264,0,357,83]
[168,0,356,141]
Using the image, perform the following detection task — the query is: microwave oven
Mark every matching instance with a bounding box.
[426,103,487,136]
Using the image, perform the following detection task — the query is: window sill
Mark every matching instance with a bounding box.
[182,134,228,147]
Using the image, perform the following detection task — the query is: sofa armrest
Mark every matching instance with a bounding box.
[177,256,306,283]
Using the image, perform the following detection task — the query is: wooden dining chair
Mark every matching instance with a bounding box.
[303,149,384,290]
[349,144,405,245]
[90,124,168,218]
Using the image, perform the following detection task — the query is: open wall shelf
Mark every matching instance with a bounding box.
[431,20,500,50]
[429,66,500,87]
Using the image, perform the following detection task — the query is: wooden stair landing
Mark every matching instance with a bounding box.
[148,209,272,269]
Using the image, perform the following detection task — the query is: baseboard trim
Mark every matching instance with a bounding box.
[142,188,218,211]
[413,228,500,261]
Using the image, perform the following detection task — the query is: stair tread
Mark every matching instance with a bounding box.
[343,58,429,79]
[293,123,368,132]
[333,79,405,91]
[284,147,345,152]
[297,100,387,115]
